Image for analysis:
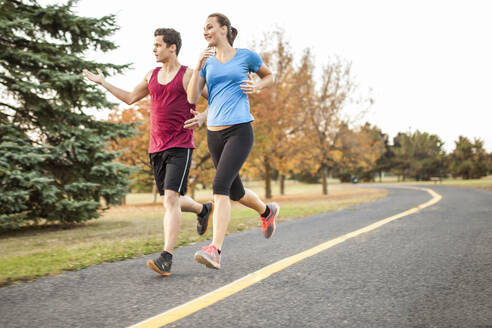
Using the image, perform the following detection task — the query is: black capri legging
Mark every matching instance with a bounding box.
[207,122,254,201]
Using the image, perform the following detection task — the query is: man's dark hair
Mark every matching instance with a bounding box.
[154,28,182,55]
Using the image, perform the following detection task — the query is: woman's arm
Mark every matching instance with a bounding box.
[187,48,215,104]
[240,64,274,94]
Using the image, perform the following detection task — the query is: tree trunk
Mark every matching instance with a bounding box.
[279,174,285,195]
[379,171,382,183]
[119,195,126,206]
[152,182,158,203]
[321,165,328,195]
[264,158,272,199]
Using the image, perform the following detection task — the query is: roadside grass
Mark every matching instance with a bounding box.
[0,182,384,287]
[377,175,492,191]
[125,178,342,205]
[439,175,492,191]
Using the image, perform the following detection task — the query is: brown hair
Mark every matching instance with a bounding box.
[208,13,238,46]
[154,28,182,55]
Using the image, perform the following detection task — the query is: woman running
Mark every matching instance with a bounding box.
[186,13,279,269]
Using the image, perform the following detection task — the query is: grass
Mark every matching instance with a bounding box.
[0,181,385,287]
[125,178,343,205]
[375,175,492,191]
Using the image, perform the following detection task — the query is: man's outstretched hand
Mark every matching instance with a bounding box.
[83,68,105,85]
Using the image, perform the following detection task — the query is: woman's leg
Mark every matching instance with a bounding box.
[211,194,231,249]
[237,188,266,214]
[210,124,254,250]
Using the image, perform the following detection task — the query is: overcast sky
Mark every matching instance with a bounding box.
[47,0,492,152]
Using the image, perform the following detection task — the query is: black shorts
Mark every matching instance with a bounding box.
[149,148,193,196]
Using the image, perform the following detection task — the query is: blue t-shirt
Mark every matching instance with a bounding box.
[200,48,263,126]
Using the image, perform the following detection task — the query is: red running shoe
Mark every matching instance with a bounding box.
[194,244,221,269]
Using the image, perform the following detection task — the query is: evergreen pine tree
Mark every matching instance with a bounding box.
[0,0,134,228]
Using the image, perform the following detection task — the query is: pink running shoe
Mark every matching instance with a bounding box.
[261,203,280,239]
[194,244,221,269]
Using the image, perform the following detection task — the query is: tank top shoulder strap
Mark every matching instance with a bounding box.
[149,67,160,84]
[175,65,187,80]
[172,65,187,91]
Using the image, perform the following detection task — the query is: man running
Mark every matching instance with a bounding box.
[83,28,212,276]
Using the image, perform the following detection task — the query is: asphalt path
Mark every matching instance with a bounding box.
[0,185,491,328]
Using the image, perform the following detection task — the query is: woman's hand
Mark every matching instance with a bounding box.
[196,47,215,69]
[184,109,206,129]
[240,73,260,94]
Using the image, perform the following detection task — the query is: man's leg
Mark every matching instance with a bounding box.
[147,151,173,276]
[163,189,181,254]
[146,189,182,276]
[180,195,203,213]
[180,195,213,236]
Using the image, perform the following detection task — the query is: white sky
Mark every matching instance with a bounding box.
[48,0,492,152]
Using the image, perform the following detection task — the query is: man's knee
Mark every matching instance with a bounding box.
[163,190,180,208]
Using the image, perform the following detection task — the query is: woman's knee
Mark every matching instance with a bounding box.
[212,178,230,197]
[229,187,245,201]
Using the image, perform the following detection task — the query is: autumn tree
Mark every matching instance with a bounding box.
[108,99,152,193]
[333,122,386,182]
[297,52,370,194]
[281,49,320,185]
[246,29,300,198]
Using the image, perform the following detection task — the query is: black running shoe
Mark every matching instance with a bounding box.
[197,202,213,235]
[147,252,172,276]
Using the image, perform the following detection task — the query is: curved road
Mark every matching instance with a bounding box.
[0,185,491,327]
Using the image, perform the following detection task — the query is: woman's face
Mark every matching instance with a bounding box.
[203,16,226,47]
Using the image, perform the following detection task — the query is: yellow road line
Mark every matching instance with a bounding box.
[130,187,442,328]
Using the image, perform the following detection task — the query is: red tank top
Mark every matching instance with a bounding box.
[148,65,195,153]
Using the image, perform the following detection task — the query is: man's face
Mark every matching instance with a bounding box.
[153,35,174,62]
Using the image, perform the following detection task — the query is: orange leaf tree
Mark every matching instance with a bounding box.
[246,30,303,198]
[108,99,152,194]
[294,53,375,193]
[333,122,386,182]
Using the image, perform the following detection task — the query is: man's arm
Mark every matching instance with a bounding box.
[83,68,150,105]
